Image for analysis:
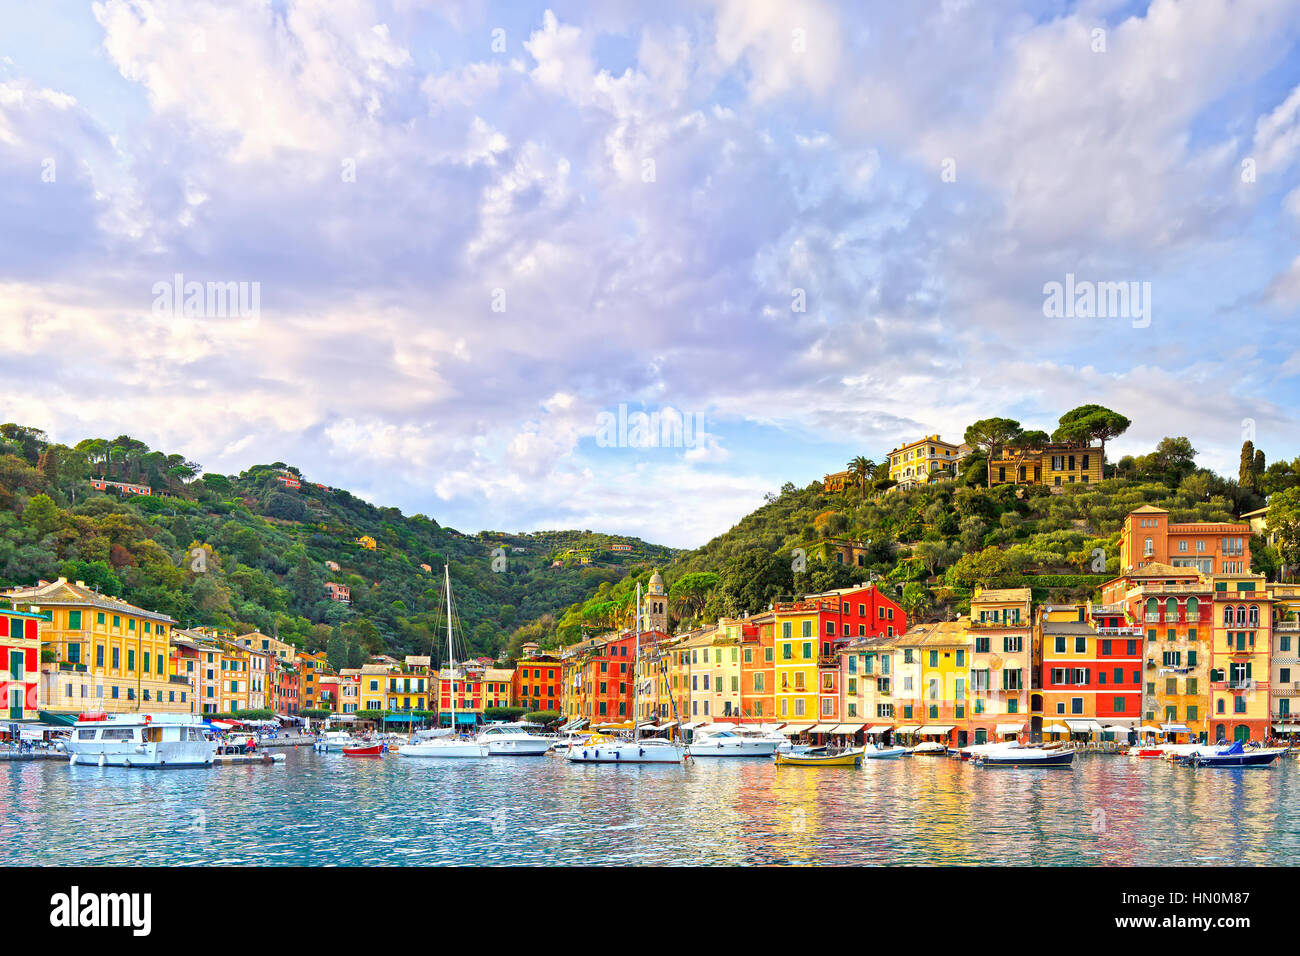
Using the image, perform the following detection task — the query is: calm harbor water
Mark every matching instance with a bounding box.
[3,750,1296,865]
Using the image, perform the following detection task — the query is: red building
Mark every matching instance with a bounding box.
[1036,604,1143,734]
[806,584,906,723]
[269,660,301,716]
[0,610,42,721]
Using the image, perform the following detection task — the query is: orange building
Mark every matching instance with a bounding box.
[512,655,562,714]
[1120,505,1251,575]
[738,611,776,723]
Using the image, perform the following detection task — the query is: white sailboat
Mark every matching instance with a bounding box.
[397,565,487,759]
[565,583,688,765]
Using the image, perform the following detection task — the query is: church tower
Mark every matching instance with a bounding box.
[643,570,668,632]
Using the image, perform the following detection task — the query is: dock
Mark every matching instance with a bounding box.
[0,750,66,762]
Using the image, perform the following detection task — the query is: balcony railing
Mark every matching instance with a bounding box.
[1271,683,1300,697]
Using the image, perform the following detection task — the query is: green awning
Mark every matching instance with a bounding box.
[37,711,79,727]
[383,714,421,723]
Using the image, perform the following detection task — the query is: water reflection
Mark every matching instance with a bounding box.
[1,752,1295,866]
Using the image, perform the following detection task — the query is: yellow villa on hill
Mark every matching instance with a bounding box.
[5,577,190,716]
[887,435,965,490]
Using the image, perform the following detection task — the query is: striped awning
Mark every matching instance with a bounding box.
[832,723,865,735]
[1065,719,1102,733]
[995,723,1024,733]
[778,723,814,735]
[892,724,921,734]
[808,723,838,733]
[865,725,893,734]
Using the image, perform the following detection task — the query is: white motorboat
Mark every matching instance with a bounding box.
[957,740,1022,761]
[909,741,948,756]
[478,722,554,756]
[565,736,685,764]
[565,582,688,766]
[67,713,216,768]
[977,745,1075,767]
[861,743,906,759]
[398,735,487,758]
[397,565,488,760]
[314,730,361,752]
[689,724,781,757]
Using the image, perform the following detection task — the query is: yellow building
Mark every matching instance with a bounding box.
[5,577,189,715]
[357,535,377,551]
[887,435,964,490]
[773,601,820,727]
[968,587,1033,741]
[915,620,972,746]
[358,663,390,711]
[386,663,430,712]
[219,642,252,713]
[989,442,1102,490]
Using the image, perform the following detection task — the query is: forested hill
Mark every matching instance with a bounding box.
[544,432,1298,644]
[0,424,677,662]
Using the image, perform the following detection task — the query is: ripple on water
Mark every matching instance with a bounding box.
[1,751,1295,865]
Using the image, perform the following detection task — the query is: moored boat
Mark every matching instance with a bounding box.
[66,713,216,769]
[477,722,554,756]
[1178,740,1286,768]
[910,741,947,756]
[861,744,905,759]
[397,565,489,760]
[977,746,1074,767]
[342,743,384,757]
[774,747,863,767]
[689,724,782,757]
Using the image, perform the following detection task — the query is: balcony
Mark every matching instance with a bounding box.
[1096,626,1144,637]
[1271,683,1300,697]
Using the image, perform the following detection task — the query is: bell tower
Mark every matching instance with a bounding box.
[643,570,668,632]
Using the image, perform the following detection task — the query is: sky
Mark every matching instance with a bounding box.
[1,0,1299,549]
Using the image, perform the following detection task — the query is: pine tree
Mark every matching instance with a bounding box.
[1240,441,1256,492]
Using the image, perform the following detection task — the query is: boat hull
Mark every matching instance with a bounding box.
[1181,749,1284,768]
[397,740,488,758]
[564,742,685,764]
[861,746,905,759]
[774,748,863,767]
[687,738,781,757]
[482,736,553,756]
[979,748,1075,767]
[343,745,384,757]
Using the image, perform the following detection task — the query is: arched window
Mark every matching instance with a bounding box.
[1166,597,1178,621]
[1224,605,1234,626]
[1144,537,1154,556]
[1147,598,1158,621]
[1248,606,1259,627]
[1236,605,1248,626]
[1187,596,1199,616]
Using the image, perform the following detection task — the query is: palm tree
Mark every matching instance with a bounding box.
[849,456,875,494]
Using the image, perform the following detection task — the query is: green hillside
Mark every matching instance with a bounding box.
[0,424,678,662]
[544,423,1299,641]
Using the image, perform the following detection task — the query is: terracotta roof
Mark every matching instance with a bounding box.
[4,577,176,625]
[973,587,1032,603]
[1130,562,1193,577]
[1130,505,1168,514]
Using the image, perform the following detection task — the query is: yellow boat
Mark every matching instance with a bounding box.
[774,748,863,767]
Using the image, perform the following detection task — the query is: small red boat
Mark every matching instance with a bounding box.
[343,744,384,757]
[1131,748,1164,758]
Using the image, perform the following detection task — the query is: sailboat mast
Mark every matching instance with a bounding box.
[446,564,455,733]
[635,582,641,744]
